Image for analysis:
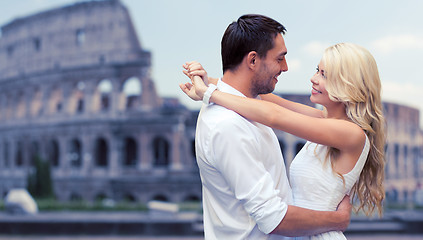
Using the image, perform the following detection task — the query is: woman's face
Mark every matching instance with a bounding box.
[310,60,330,106]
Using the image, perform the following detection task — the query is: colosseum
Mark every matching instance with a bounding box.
[0,0,199,203]
[0,0,422,207]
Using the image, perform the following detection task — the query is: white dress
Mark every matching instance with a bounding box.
[289,135,370,240]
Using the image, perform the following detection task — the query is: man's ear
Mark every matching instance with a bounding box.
[247,51,258,69]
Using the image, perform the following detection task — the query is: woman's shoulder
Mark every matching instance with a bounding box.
[341,121,367,152]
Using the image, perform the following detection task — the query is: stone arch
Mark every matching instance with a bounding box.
[69,192,83,202]
[123,193,136,202]
[69,139,82,167]
[95,192,108,202]
[69,81,85,114]
[123,137,137,166]
[394,143,400,177]
[16,91,26,119]
[184,194,200,202]
[403,145,409,175]
[48,139,60,167]
[414,189,423,205]
[152,194,168,202]
[152,136,170,167]
[403,190,409,203]
[94,137,108,167]
[49,86,63,114]
[386,188,398,203]
[93,79,113,112]
[120,76,142,110]
[30,141,40,166]
[3,141,10,167]
[76,28,86,46]
[15,140,24,167]
[5,93,12,119]
[31,87,43,116]
[412,147,419,177]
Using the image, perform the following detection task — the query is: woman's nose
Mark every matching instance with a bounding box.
[310,74,319,84]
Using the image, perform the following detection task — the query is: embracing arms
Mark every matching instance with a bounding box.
[207,103,352,237]
[180,62,353,236]
[192,76,324,118]
[274,197,351,236]
[180,62,364,152]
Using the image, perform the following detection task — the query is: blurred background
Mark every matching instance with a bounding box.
[0,0,422,239]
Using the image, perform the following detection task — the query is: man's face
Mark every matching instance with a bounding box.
[251,33,288,96]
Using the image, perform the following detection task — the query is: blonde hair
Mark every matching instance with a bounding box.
[322,43,386,217]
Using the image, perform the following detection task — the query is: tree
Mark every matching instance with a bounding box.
[27,156,54,199]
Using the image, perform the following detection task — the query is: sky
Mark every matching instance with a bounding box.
[1,0,423,125]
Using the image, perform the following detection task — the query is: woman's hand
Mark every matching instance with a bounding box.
[181,61,210,100]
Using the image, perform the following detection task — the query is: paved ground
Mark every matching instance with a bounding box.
[346,234,423,240]
[1,235,423,240]
[1,210,422,239]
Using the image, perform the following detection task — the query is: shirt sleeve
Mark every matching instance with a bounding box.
[209,117,288,234]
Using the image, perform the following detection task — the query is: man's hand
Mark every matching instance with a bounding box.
[179,82,202,101]
[336,195,352,232]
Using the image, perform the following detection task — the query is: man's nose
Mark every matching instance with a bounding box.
[281,58,288,72]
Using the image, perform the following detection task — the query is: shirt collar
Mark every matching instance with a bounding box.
[217,78,261,100]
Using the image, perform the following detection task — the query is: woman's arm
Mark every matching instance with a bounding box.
[181,61,362,151]
[183,61,322,117]
[260,93,323,118]
[208,90,363,152]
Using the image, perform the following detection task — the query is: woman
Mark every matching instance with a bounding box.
[180,43,385,239]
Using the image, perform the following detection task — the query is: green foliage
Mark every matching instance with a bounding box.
[1,197,201,212]
[34,198,149,211]
[178,201,202,213]
[27,156,54,199]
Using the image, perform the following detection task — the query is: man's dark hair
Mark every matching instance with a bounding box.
[221,14,286,73]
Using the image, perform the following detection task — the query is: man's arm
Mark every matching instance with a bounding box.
[271,195,351,237]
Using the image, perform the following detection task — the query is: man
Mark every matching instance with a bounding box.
[180,14,350,239]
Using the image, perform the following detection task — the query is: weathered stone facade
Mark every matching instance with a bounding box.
[0,0,199,203]
[0,0,421,207]
[383,102,423,205]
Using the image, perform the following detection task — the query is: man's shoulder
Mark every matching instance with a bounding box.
[200,104,249,125]
[197,105,260,141]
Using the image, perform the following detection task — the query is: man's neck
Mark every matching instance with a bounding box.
[221,71,254,98]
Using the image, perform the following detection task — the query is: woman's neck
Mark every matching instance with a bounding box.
[326,102,349,120]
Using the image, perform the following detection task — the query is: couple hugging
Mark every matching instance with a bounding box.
[179,14,385,240]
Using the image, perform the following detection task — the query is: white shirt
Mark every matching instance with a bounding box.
[195,79,293,240]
